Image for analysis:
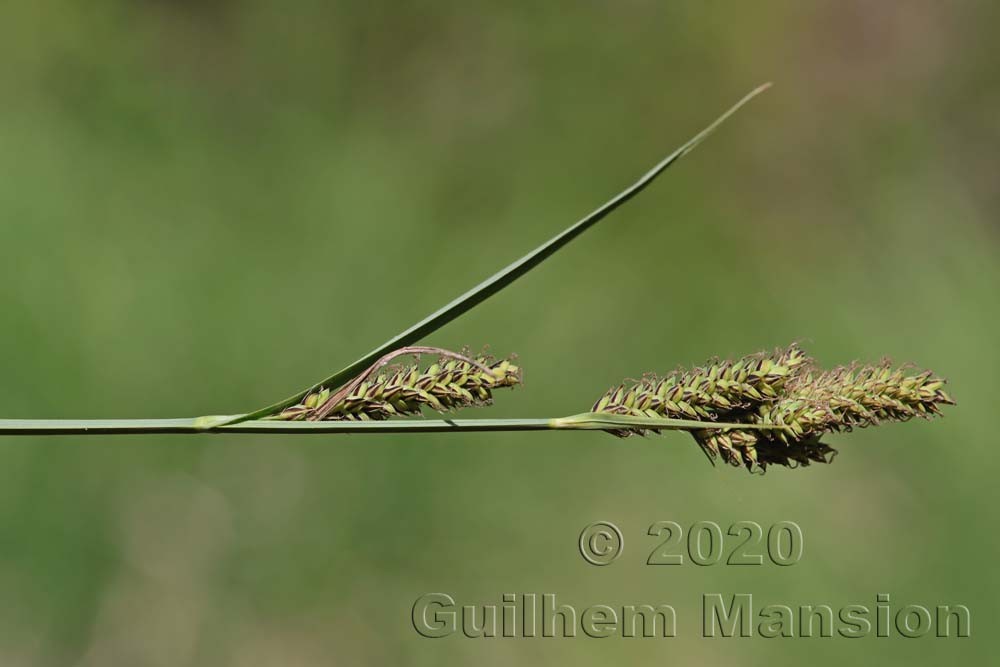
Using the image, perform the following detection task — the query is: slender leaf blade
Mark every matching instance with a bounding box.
[222,84,772,425]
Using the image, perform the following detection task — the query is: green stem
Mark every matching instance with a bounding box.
[0,413,788,436]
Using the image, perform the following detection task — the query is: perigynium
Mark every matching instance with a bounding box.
[273,347,522,422]
[592,345,954,473]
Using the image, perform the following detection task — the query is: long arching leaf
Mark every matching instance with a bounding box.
[219,84,772,426]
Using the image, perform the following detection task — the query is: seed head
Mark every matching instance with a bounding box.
[694,361,954,472]
[591,344,953,473]
[276,351,521,421]
[773,363,954,437]
[591,344,810,435]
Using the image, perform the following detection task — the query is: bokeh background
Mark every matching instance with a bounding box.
[1,1,997,664]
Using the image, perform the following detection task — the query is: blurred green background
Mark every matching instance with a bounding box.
[1,1,997,664]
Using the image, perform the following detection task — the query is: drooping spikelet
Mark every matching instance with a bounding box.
[275,352,522,421]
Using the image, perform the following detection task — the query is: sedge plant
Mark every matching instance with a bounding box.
[0,83,954,472]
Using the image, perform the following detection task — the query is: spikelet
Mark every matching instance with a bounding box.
[692,362,954,472]
[591,344,810,436]
[275,351,521,421]
[760,362,955,441]
[704,362,955,470]
[591,344,954,474]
